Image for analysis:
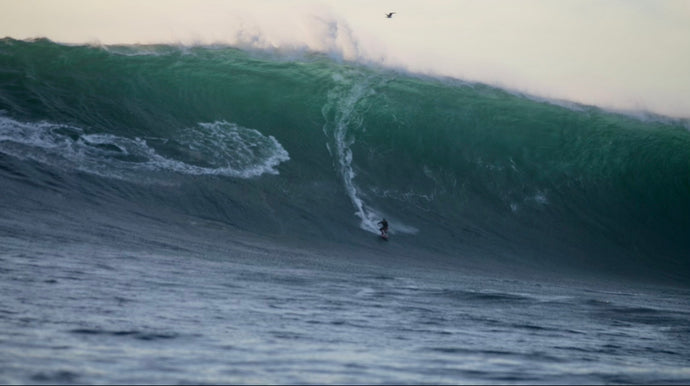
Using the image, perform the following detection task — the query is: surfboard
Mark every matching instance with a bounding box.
[380,232,389,241]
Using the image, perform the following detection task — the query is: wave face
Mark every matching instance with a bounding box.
[1,38,689,284]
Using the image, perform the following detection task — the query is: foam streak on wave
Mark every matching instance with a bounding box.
[0,116,289,181]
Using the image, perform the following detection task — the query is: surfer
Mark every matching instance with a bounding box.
[385,12,396,18]
[378,218,389,237]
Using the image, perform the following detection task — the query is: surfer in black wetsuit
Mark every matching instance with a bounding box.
[378,218,389,237]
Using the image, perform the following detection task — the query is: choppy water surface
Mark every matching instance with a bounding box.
[2,238,689,384]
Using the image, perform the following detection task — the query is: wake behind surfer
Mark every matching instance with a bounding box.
[378,218,389,237]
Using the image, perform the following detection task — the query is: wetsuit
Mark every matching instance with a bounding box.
[378,220,388,236]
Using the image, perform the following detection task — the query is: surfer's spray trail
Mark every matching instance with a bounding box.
[322,71,375,232]
[321,70,411,234]
[0,38,689,282]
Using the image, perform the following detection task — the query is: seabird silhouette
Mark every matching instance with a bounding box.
[385,12,396,18]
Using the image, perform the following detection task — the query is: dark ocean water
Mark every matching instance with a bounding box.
[1,38,689,384]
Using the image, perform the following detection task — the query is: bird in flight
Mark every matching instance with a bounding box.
[385,12,396,18]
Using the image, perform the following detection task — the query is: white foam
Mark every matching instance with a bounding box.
[321,72,417,235]
[165,120,290,178]
[0,116,290,181]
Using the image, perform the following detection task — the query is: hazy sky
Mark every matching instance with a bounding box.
[2,0,689,118]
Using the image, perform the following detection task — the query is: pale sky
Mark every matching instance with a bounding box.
[2,0,689,118]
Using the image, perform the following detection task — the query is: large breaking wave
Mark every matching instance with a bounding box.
[1,38,688,284]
